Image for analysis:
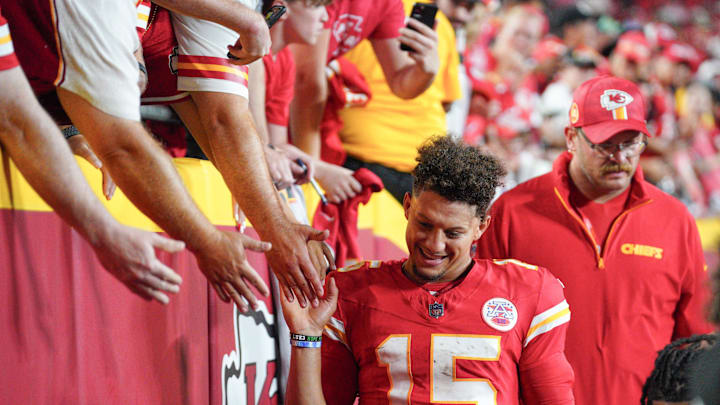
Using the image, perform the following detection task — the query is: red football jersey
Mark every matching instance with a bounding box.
[322,259,574,405]
[324,0,405,62]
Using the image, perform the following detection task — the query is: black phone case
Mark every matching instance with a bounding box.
[400,2,438,52]
[227,5,287,60]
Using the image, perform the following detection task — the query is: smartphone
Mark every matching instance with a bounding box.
[263,4,287,28]
[400,2,438,52]
[227,5,287,60]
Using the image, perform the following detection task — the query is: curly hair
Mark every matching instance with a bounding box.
[640,334,718,404]
[412,136,506,218]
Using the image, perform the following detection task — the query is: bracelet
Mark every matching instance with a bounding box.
[290,340,322,348]
[290,333,322,342]
[61,125,80,139]
[138,61,147,75]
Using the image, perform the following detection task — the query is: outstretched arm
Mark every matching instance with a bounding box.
[288,29,331,159]
[172,92,331,308]
[0,66,183,304]
[281,273,338,405]
[57,88,271,312]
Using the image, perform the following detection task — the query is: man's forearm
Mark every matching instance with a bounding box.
[190,92,292,236]
[289,35,330,159]
[57,89,221,253]
[386,63,435,99]
[0,68,116,246]
[286,347,326,405]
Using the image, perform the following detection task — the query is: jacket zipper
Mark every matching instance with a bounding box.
[553,187,652,269]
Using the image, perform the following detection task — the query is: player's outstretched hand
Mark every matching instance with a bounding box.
[399,17,439,75]
[194,230,272,312]
[68,134,116,200]
[92,224,185,305]
[280,277,338,336]
[264,224,332,308]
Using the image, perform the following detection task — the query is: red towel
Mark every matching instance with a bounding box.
[312,168,383,267]
[320,57,372,165]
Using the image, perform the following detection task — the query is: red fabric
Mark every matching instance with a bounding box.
[570,75,651,142]
[135,0,151,39]
[0,0,60,96]
[324,0,405,62]
[311,168,383,267]
[322,259,574,404]
[145,119,188,157]
[0,1,73,124]
[476,151,714,405]
[569,184,630,249]
[140,5,188,104]
[0,12,19,71]
[262,48,295,127]
[320,57,372,165]
[0,210,232,404]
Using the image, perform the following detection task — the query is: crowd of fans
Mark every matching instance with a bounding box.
[458,0,720,216]
[140,0,720,218]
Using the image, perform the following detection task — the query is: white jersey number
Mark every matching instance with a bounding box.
[376,334,500,404]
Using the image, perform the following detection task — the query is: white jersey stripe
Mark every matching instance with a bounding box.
[323,316,350,350]
[524,310,571,347]
[529,300,569,330]
[0,24,14,57]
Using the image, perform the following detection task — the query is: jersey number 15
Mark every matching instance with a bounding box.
[376,334,500,404]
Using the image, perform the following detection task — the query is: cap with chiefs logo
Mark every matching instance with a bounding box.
[569,75,652,143]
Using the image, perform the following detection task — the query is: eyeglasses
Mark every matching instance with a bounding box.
[577,128,647,159]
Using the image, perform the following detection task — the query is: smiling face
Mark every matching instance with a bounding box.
[403,190,488,283]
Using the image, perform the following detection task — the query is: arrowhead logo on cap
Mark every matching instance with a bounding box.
[600,89,634,120]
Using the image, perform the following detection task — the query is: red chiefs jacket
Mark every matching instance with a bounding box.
[476,152,713,405]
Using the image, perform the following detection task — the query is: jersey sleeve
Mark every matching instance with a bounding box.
[0,12,20,71]
[322,277,359,405]
[368,0,404,40]
[519,269,574,404]
[672,216,714,339]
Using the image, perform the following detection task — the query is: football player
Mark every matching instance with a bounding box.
[280,136,575,404]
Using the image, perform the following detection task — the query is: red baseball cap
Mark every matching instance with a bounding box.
[569,75,651,143]
[614,31,651,63]
[661,41,704,72]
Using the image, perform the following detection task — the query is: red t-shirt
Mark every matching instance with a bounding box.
[569,182,630,253]
[322,259,574,404]
[324,0,405,62]
[262,48,295,127]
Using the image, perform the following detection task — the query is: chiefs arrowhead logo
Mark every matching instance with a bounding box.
[600,89,633,111]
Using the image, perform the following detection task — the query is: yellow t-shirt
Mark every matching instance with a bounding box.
[338,0,461,173]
